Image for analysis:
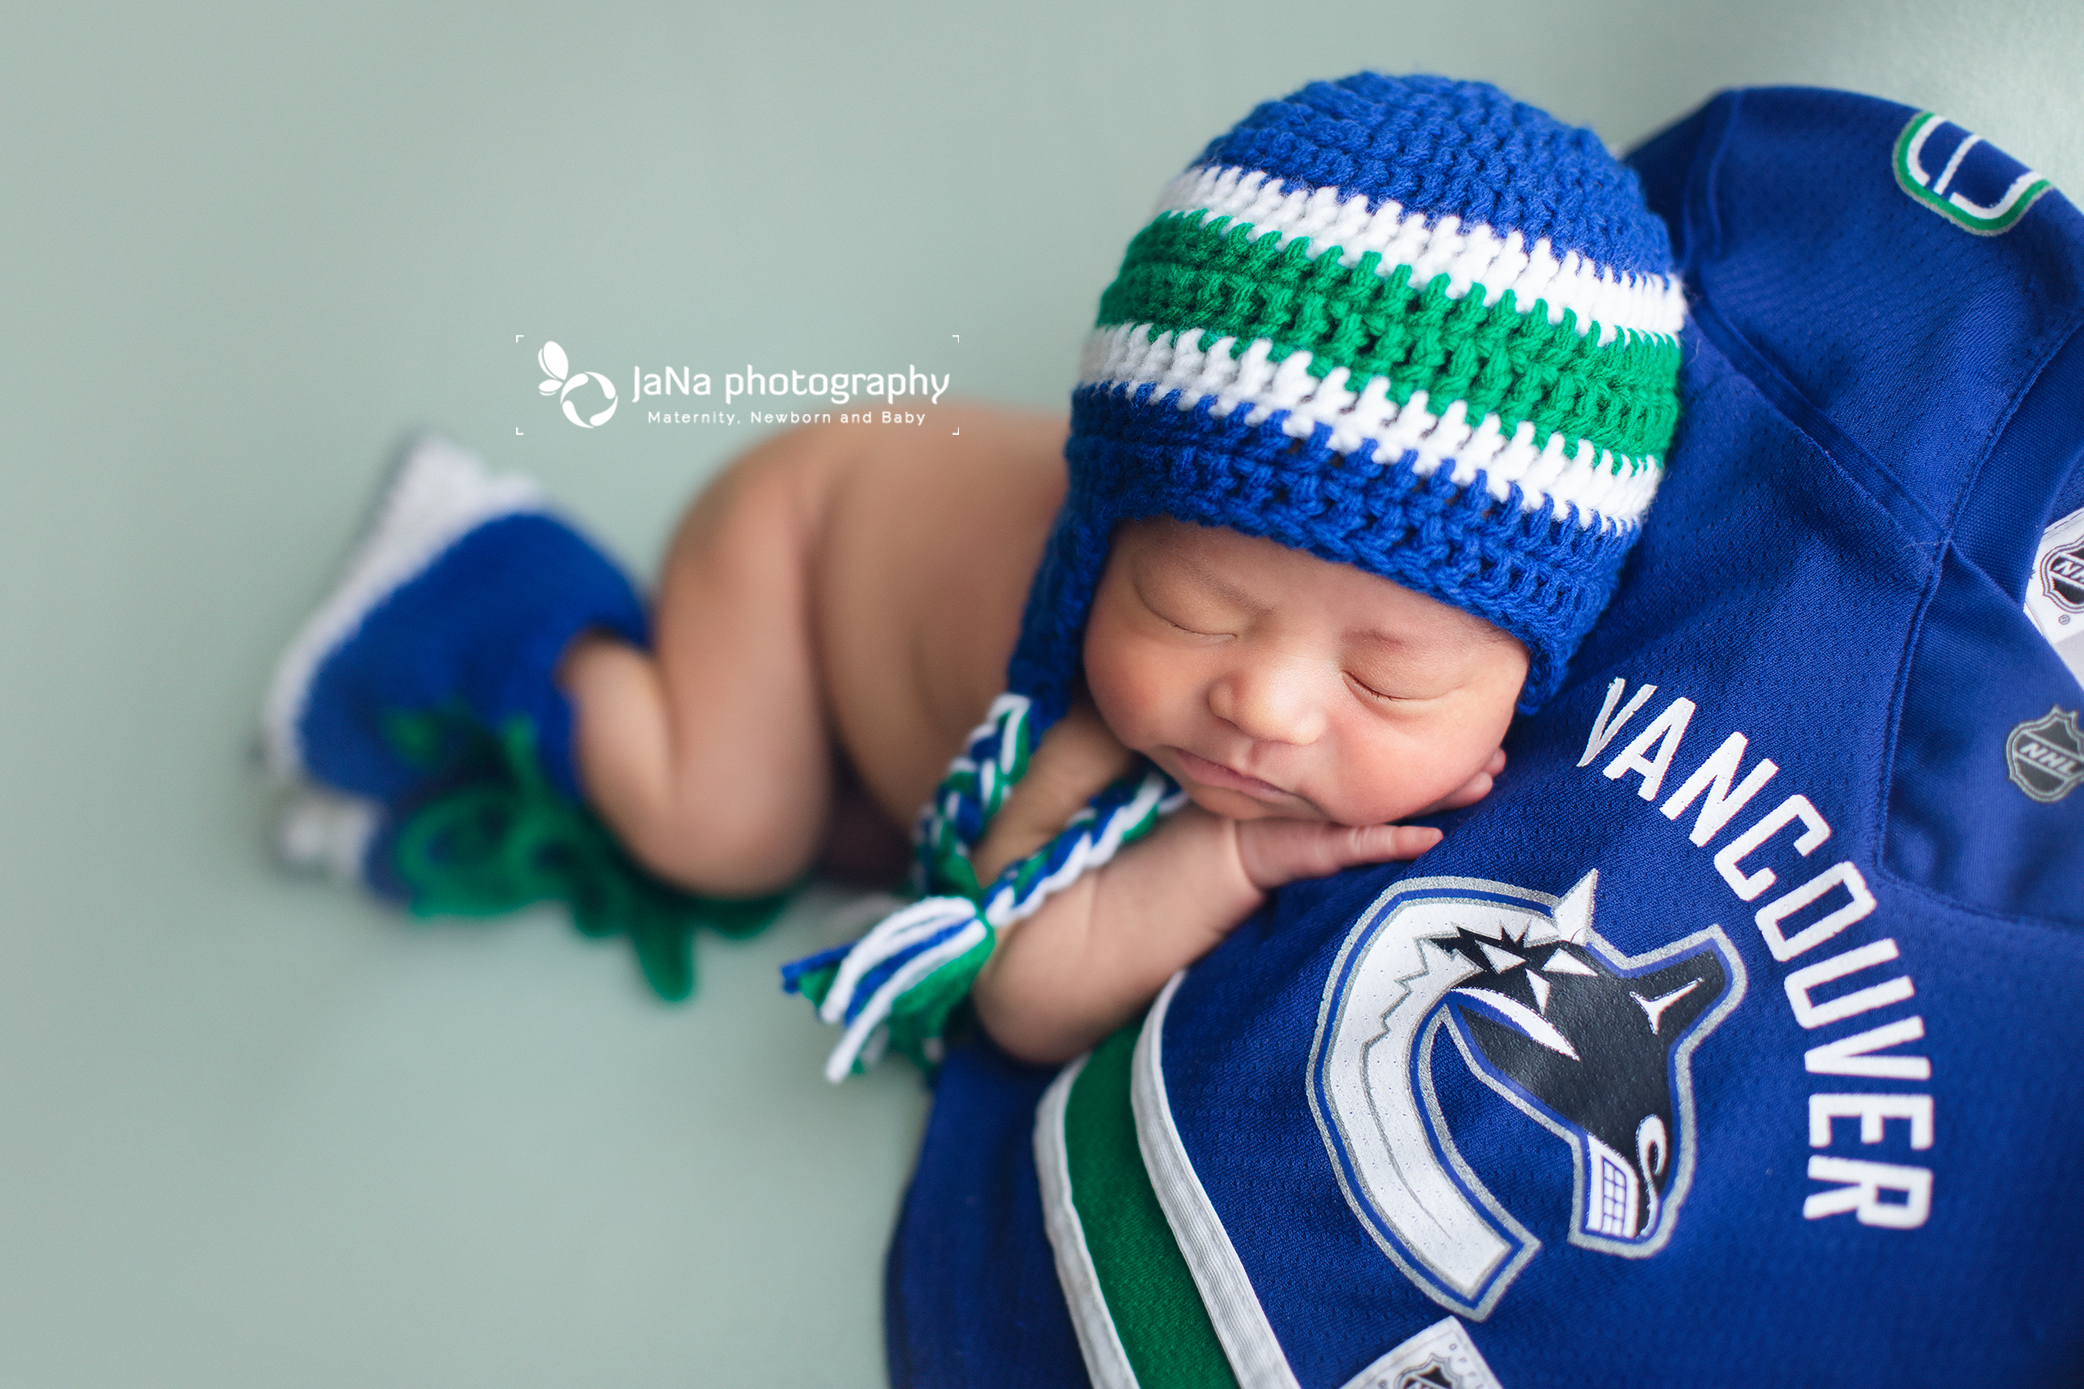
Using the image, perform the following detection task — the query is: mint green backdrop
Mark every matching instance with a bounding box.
[0,2,2074,1384]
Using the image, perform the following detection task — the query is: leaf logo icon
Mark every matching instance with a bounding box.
[538,340,570,395]
[533,339,618,428]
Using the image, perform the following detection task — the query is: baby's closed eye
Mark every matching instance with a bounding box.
[1344,670,1404,702]
[1343,661,1451,704]
[1133,577,1236,639]
[1156,607,1224,637]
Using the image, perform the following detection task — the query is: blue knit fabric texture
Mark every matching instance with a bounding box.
[1198,73,1674,277]
[297,512,647,807]
[1007,387,1641,732]
[1004,74,1675,742]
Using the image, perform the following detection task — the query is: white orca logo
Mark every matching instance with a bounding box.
[537,340,619,427]
[1307,871,1745,1320]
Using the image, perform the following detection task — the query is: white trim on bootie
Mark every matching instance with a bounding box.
[261,437,545,783]
[273,781,383,883]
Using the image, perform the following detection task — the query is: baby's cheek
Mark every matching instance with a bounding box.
[1334,734,1466,823]
[1082,641,1156,746]
[1086,641,1191,755]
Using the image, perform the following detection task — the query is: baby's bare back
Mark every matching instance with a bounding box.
[716,404,1068,826]
[565,404,1069,896]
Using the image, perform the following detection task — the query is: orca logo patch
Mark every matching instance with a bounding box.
[1308,871,1745,1319]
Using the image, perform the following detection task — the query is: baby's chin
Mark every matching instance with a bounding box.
[1148,746,1442,825]
[1175,780,1323,823]
[1174,776,1438,828]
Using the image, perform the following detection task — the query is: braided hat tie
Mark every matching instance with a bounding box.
[783,695,1183,1080]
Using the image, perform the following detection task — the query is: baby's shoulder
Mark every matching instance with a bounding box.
[819,402,1068,586]
[832,402,1065,526]
[813,404,1072,808]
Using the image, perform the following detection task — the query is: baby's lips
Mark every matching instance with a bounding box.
[1173,746,1290,800]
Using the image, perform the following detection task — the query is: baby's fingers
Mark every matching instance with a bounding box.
[1339,822,1445,866]
[1237,819,1443,890]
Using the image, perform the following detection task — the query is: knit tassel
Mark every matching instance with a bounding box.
[783,898,992,1079]
[781,690,1185,1082]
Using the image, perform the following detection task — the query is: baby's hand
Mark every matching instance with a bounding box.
[1234,818,1441,889]
[1232,748,1506,890]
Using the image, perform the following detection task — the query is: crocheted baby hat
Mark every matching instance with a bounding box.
[785,74,1684,1080]
[1009,71,1685,731]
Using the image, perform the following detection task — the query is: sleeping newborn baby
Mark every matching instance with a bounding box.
[263,73,1684,1076]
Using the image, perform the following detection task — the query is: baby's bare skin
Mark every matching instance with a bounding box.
[560,403,1522,1063]
[562,405,1068,893]
[972,520,1522,1060]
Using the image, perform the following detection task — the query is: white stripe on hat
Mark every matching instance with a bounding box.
[1079,324,1664,531]
[1147,165,1688,346]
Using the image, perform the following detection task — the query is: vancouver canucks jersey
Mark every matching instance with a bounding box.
[885,87,2084,1389]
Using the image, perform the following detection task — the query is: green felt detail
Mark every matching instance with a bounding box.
[1065,1024,1237,1389]
[1098,214,1681,465]
[384,707,786,1002]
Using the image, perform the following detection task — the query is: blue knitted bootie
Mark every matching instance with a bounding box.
[264,435,646,815]
[261,438,779,999]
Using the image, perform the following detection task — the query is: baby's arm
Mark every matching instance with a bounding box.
[969,706,1492,1065]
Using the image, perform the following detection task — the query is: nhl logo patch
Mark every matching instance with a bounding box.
[1339,1316,1503,1389]
[2039,536,2084,612]
[2006,707,2084,803]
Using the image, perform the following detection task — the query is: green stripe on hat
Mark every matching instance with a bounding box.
[1097,214,1682,465]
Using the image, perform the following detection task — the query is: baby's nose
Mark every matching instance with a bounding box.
[1208,665,1325,746]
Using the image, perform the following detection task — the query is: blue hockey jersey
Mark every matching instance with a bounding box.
[885,87,2084,1388]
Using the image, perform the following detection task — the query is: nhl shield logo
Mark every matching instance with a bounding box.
[1308,871,1744,1319]
[2006,707,2084,803]
[2039,537,2084,612]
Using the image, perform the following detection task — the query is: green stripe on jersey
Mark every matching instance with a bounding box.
[1097,214,1682,465]
[1066,1024,1238,1389]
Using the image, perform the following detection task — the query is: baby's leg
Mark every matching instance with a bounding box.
[559,431,843,896]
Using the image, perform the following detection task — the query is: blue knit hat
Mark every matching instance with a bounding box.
[786,74,1685,1079]
[1011,72,1684,728]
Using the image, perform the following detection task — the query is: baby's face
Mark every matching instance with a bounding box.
[1083,519,1528,827]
